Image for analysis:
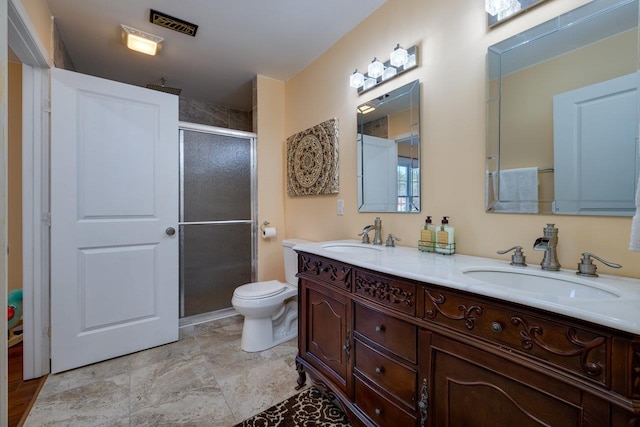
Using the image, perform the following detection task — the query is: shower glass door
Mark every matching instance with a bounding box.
[179,124,256,318]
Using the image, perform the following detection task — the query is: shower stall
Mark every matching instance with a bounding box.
[179,122,257,318]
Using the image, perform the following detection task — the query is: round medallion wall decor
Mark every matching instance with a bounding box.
[286,118,339,196]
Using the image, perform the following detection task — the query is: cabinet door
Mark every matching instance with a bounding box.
[300,279,352,393]
[421,332,604,427]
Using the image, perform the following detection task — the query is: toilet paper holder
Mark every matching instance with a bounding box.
[260,221,277,239]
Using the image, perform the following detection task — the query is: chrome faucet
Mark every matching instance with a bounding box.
[533,223,561,271]
[576,252,621,277]
[385,233,401,247]
[372,217,383,245]
[358,225,374,244]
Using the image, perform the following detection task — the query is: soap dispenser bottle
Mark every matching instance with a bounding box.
[436,216,455,255]
[419,216,435,252]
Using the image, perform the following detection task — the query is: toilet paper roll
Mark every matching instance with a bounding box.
[262,227,277,239]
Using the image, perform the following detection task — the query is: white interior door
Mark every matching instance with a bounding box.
[358,134,398,211]
[51,68,179,373]
[553,73,638,215]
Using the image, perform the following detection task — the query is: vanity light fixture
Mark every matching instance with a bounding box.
[350,44,418,94]
[121,24,164,56]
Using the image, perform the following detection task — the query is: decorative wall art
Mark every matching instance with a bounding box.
[286,118,339,196]
[487,0,549,27]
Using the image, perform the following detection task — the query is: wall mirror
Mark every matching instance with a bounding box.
[486,0,639,216]
[358,79,420,212]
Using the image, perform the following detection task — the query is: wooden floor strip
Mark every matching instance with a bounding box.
[8,343,47,427]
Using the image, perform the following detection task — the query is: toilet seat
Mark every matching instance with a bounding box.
[233,280,287,300]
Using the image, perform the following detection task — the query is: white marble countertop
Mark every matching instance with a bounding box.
[293,240,640,335]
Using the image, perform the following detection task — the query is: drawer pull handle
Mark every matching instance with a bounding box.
[375,366,384,374]
[419,379,429,427]
[375,408,383,416]
[375,325,385,333]
[491,322,503,333]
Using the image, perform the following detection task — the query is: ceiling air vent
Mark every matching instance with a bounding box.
[150,9,198,37]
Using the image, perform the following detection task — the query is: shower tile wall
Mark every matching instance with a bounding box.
[179,98,252,132]
[362,116,388,138]
[53,21,76,70]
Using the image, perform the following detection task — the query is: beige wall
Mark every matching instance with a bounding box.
[8,61,22,292]
[282,0,640,279]
[15,0,640,282]
[256,76,287,281]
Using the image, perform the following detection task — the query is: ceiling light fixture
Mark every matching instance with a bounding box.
[350,44,419,94]
[121,24,164,56]
[357,104,376,114]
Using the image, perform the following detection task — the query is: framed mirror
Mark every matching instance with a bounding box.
[486,0,639,216]
[357,80,420,212]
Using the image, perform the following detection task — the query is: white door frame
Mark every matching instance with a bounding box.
[1,2,8,422]
[8,0,52,379]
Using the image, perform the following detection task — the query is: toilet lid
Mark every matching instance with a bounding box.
[234,280,287,300]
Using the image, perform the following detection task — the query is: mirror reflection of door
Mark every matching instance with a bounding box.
[358,134,398,211]
[486,0,639,216]
[553,73,637,215]
[357,79,421,213]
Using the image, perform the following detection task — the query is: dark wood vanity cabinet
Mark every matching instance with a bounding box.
[298,279,352,394]
[295,252,640,427]
[422,332,609,426]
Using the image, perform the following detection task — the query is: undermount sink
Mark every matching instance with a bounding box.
[462,267,620,300]
[321,243,384,254]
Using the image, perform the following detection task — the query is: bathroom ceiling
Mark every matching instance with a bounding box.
[44,0,387,111]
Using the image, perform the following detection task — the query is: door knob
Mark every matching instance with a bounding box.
[165,227,176,236]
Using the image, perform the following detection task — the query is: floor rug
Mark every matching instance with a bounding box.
[234,386,352,427]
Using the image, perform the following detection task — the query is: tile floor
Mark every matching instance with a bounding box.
[24,315,304,426]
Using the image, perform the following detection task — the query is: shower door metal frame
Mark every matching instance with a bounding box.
[178,121,257,317]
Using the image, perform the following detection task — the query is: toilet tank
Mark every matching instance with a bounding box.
[282,239,311,285]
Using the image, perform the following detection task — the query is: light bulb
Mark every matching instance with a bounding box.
[382,66,397,80]
[390,44,408,68]
[363,78,377,90]
[350,69,365,88]
[368,58,384,79]
[405,53,416,69]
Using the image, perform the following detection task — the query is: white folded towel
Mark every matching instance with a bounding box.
[493,167,539,213]
[629,174,640,251]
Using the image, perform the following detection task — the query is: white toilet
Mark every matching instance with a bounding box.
[232,238,310,352]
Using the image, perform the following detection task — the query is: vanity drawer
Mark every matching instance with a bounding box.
[355,378,417,427]
[297,253,352,292]
[354,269,417,316]
[355,303,417,363]
[423,288,610,386]
[354,339,417,408]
